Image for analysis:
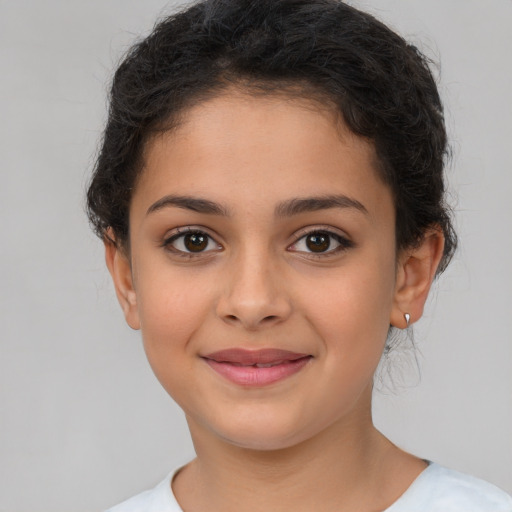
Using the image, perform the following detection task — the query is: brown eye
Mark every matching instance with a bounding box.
[164,229,220,255]
[305,232,331,252]
[289,229,353,256]
[184,232,208,252]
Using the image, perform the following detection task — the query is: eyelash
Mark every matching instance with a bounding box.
[162,226,354,259]
[162,227,221,259]
[288,228,354,258]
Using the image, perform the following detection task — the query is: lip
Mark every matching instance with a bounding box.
[202,348,312,386]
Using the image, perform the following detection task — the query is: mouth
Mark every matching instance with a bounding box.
[202,349,312,386]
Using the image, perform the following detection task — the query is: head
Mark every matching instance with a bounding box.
[87,0,456,267]
[87,0,456,449]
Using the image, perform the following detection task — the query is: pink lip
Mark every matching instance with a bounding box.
[202,349,312,386]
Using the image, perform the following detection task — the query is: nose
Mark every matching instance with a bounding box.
[215,248,293,330]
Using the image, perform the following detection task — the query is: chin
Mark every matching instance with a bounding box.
[223,434,304,452]
[209,415,316,452]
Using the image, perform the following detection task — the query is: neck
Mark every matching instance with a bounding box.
[172,389,426,512]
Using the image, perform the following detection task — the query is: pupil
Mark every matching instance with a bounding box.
[306,233,330,252]
[184,233,208,252]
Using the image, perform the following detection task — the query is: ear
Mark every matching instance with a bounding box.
[104,230,141,330]
[391,227,445,328]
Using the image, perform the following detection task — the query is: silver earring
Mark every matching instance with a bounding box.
[404,313,410,327]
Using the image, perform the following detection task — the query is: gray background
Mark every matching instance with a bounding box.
[1,1,511,511]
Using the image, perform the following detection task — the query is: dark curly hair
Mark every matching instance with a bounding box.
[87,0,457,272]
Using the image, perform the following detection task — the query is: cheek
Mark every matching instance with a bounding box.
[299,256,396,359]
[134,268,213,378]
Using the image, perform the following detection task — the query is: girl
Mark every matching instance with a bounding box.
[86,0,512,510]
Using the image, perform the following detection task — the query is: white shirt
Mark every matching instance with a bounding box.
[106,462,512,511]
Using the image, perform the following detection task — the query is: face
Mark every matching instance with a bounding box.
[116,92,404,451]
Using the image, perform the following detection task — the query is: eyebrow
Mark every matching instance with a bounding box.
[146,193,368,217]
[275,195,368,217]
[146,195,231,216]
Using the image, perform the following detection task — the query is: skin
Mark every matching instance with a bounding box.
[106,91,444,511]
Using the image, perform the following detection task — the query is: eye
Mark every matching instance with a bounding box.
[164,229,221,255]
[289,230,353,255]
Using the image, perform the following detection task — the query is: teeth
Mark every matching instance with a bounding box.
[255,361,283,368]
[223,360,287,367]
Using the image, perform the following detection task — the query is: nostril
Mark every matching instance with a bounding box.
[222,314,279,325]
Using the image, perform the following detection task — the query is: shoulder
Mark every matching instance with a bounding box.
[105,471,182,512]
[426,464,512,511]
[388,463,512,512]
[105,488,155,512]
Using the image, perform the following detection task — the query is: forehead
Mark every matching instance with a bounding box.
[133,91,391,220]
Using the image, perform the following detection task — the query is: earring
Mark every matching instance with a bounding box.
[404,313,410,328]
